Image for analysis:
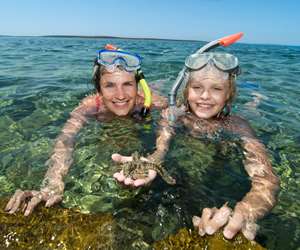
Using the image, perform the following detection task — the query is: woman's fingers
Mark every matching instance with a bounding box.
[113,170,126,182]
[111,153,133,163]
[24,196,42,216]
[6,190,30,214]
[223,211,245,239]
[45,194,63,208]
[5,189,21,212]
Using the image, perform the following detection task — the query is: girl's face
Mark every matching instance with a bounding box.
[100,69,137,116]
[187,70,230,119]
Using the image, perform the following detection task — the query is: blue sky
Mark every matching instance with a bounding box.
[1,0,299,45]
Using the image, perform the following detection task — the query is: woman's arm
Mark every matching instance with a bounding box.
[5,95,98,215]
[41,95,96,193]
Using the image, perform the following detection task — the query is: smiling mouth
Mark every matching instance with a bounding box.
[196,103,214,108]
[112,100,129,106]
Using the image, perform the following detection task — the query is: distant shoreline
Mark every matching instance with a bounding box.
[0,34,299,47]
[0,34,200,43]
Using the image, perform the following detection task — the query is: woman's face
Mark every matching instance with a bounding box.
[100,69,137,116]
[187,70,230,119]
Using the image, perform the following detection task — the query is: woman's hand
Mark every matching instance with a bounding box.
[192,203,258,240]
[112,153,157,187]
[5,182,64,216]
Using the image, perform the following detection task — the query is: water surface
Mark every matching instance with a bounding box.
[0,36,299,249]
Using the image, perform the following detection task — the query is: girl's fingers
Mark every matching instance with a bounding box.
[242,221,259,240]
[204,204,232,235]
[223,211,245,239]
[198,207,215,236]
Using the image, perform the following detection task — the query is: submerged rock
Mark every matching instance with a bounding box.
[153,228,266,250]
[0,198,116,249]
[0,197,266,250]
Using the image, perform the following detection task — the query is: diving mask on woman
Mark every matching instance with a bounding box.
[97,49,142,72]
[94,45,152,117]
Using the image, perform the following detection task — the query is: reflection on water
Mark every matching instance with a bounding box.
[0,37,300,249]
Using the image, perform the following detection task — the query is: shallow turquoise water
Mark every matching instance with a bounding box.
[0,36,299,249]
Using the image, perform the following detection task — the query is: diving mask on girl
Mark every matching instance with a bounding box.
[185,52,240,74]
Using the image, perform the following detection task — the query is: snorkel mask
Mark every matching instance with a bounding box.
[94,44,152,117]
[168,32,243,121]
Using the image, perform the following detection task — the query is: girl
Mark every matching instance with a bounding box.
[113,52,279,240]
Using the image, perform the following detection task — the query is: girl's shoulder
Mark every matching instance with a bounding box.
[226,115,256,138]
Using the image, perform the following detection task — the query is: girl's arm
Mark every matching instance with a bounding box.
[224,117,280,239]
[193,116,280,240]
[148,108,175,162]
[112,108,175,187]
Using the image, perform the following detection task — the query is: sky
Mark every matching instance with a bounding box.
[0,0,299,46]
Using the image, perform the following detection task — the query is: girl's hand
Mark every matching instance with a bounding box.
[112,153,157,187]
[192,203,258,240]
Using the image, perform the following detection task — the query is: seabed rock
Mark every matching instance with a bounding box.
[0,198,116,249]
[153,227,266,250]
[0,198,265,249]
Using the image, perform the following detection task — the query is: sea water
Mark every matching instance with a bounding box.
[0,36,299,249]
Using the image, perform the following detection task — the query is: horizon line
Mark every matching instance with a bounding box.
[0,34,299,47]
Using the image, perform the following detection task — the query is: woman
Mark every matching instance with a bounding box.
[113,52,280,240]
[5,45,167,216]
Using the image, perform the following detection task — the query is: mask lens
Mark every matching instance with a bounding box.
[98,50,141,71]
[185,53,211,70]
[213,53,239,71]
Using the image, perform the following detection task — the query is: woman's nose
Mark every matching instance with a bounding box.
[115,87,126,99]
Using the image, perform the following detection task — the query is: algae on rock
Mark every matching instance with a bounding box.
[153,228,266,250]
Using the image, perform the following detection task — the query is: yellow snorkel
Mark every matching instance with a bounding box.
[136,69,152,116]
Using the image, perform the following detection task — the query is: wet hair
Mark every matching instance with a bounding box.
[91,60,139,93]
[182,71,237,116]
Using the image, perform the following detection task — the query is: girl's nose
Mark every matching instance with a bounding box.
[200,90,210,99]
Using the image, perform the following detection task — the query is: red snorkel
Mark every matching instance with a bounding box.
[168,32,244,107]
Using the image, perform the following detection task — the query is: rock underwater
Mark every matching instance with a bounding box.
[0,198,116,249]
[153,227,266,250]
[0,198,266,249]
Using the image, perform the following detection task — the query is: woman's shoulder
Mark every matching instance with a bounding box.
[79,94,99,107]
[136,91,168,110]
[71,93,99,116]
